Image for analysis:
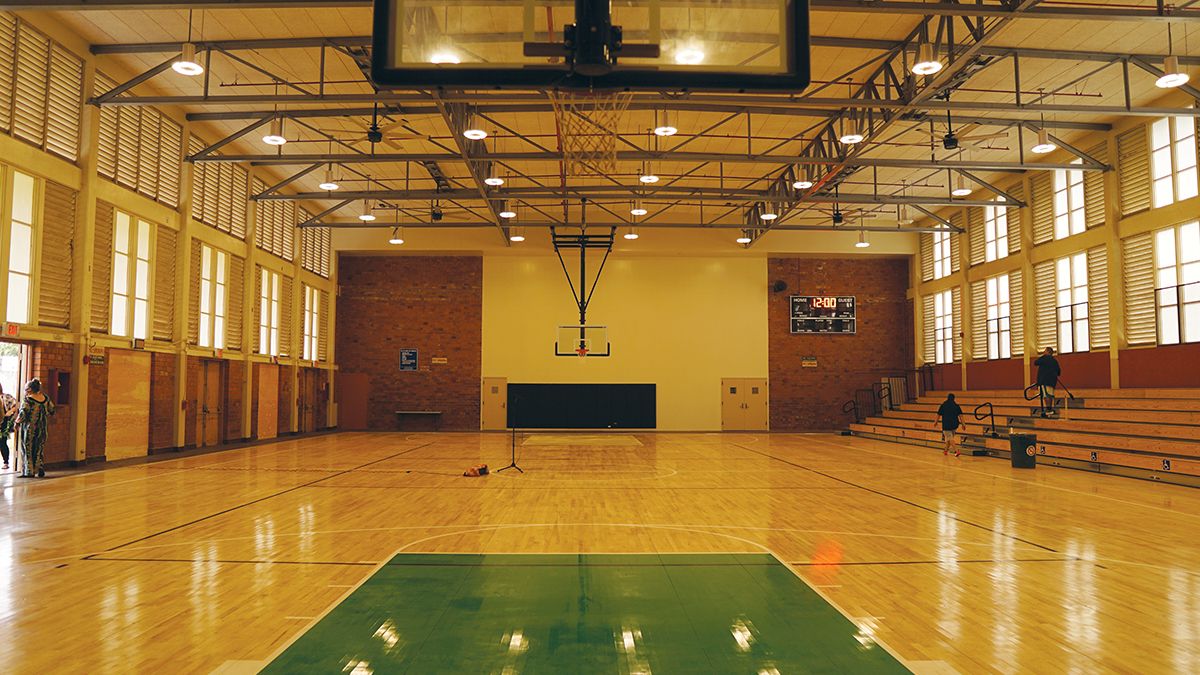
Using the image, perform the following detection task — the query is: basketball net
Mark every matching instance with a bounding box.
[575,345,589,359]
[548,90,633,176]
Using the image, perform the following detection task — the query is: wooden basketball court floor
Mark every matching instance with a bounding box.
[2,431,1198,674]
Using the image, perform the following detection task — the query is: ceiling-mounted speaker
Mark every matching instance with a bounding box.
[772,280,789,293]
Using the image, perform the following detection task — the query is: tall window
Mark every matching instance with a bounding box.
[1151,116,1198,208]
[1155,221,1200,345]
[198,244,227,349]
[986,275,1011,360]
[259,268,281,356]
[932,230,952,280]
[302,285,319,361]
[934,290,954,364]
[6,171,36,324]
[111,212,151,339]
[984,200,1008,262]
[1054,161,1085,240]
[1056,253,1089,353]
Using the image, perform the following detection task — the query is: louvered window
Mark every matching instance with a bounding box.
[1150,116,1198,208]
[922,295,935,364]
[1118,126,1152,216]
[318,289,329,362]
[227,254,245,352]
[920,234,933,282]
[190,138,248,236]
[5,170,36,324]
[1030,173,1054,245]
[279,274,293,357]
[258,267,281,356]
[95,72,181,207]
[968,209,984,267]
[0,19,84,162]
[301,225,331,278]
[302,284,320,361]
[987,275,1012,360]
[1010,270,1025,356]
[970,281,986,359]
[254,184,296,262]
[985,201,1009,262]
[0,14,15,133]
[1056,252,1090,354]
[46,44,83,162]
[934,289,954,364]
[1083,143,1106,229]
[1054,162,1086,240]
[91,202,114,332]
[1123,232,1156,346]
[932,230,952,280]
[1088,246,1110,349]
[39,180,74,329]
[198,244,228,349]
[1154,221,1200,345]
[111,211,152,340]
[153,226,176,341]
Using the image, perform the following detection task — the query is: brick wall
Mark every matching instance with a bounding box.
[149,352,177,451]
[30,341,74,464]
[226,360,244,441]
[768,258,914,431]
[336,255,483,431]
[184,356,200,447]
[86,351,108,460]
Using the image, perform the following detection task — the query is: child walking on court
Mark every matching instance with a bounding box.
[935,393,964,457]
[1034,347,1061,417]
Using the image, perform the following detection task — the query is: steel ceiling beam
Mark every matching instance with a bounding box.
[435,98,510,245]
[190,150,1107,173]
[303,220,948,234]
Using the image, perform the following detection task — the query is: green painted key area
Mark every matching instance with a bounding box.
[262,553,909,674]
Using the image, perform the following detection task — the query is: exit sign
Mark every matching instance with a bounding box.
[2,323,19,337]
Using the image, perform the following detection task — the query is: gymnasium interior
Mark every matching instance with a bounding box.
[1,0,1199,672]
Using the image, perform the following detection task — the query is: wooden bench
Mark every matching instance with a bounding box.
[394,410,443,431]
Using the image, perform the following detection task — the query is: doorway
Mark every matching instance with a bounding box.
[481,377,507,430]
[298,369,318,433]
[0,341,30,473]
[721,378,769,431]
[199,360,224,447]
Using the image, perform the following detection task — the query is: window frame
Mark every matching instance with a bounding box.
[259,267,282,357]
[984,200,1009,263]
[932,230,952,280]
[1055,252,1090,354]
[986,275,1011,360]
[1053,161,1086,240]
[934,289,954,364]
[4,169,40,325]
[110,210,153,339]
[198,243,228,350]
[1150,116,1199,209]
[302,284,320,362]
[1154,221,1200,346]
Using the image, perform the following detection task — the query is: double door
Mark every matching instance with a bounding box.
[721,378,769,431]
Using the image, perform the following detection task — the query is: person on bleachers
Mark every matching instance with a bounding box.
[1034,347,1062,418]
[935,393,964,458]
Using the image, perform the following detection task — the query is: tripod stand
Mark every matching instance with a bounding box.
[497,426,524,473]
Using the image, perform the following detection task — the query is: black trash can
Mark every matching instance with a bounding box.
[1010,433,1037,468]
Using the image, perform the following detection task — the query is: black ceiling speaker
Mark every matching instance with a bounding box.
[772,280,788,293]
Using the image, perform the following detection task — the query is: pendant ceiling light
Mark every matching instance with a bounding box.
[172,11,204,76]
[855,230,871,248]
[1157,25,1191,88]
[262,117,287,146]
[911,41,943,76]
[388,227,404,245]
[623,226,640,240]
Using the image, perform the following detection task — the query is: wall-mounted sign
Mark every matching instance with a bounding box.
[2,323,19,338]
[790,295,856,334]
[801,356,818,368]
[399,348,418,371]
[431,357,448,365]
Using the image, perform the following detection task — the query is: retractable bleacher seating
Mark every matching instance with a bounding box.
[850,388,1200,487]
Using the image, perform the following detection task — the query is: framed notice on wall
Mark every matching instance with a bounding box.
[399,348,418,371]
[790,296,856,334]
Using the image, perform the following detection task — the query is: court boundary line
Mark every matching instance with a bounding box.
[730,442,1060,553]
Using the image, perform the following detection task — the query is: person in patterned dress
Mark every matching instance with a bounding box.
[0,383,17,471]
[16,378,54,478]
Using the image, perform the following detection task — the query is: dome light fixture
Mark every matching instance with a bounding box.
[173,42,204,76]
[856,230,871,248]
[484,173,505,187]
[951,173,972,197]
[463,127,487,141]
[792,178,814,190]
[639,171,660,184]
[262,117,287,146]
[675,43,705,65]
[653,110,677,137]
[623,226,640,240]
[759,204,779,221]
[736,230,753,245]
[498,201,517,219]
[911,41,943,76]
[630,200,648,217]
[1157,54,1190,88]
[358,199,376,222]
[839,131,864,145]
[1030,128,1056,154]
[388,227,404,245]
[318,165,340,192]
[509,226,525,242]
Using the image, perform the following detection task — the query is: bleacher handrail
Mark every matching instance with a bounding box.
[973,402,998,437]
[842,399,860,423]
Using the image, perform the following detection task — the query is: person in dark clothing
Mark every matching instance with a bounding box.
[935,393,964,457]
[1034,347,1061,417]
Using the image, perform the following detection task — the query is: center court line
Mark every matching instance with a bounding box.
[729,442,1060,553]
[88,440,440,556]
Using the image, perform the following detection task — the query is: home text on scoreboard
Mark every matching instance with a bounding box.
[789,296,856,335]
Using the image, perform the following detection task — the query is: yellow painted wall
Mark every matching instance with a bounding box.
[482,255,768,430]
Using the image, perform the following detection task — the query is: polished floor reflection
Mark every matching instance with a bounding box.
[263,553,908,673]
[2,431,1199,673]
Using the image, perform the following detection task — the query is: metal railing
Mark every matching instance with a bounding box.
[842,399,861,424]
[974,402,999,437]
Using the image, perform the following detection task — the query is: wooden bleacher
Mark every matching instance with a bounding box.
[848,387,1200,486]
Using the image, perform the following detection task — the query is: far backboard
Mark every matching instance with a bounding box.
[372,0,810,92]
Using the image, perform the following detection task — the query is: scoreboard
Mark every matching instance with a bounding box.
[790,296,856,334]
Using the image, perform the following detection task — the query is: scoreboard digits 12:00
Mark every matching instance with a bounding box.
[790,296,856,334]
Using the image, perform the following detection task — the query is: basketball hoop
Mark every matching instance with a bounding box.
[548,91,633,176]
[575,346,590,359]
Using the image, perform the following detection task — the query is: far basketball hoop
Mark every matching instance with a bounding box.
[556,324,610,358]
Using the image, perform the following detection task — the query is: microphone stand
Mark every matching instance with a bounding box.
[497,426,523,473]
